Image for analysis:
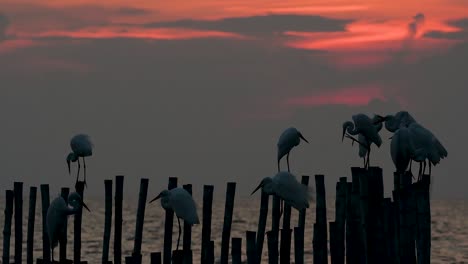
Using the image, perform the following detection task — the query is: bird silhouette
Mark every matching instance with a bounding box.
[277,127,308,172]
[67,134,93,187]
[47,192,90,262]
[150,188,200,250]
[342,114,382,168]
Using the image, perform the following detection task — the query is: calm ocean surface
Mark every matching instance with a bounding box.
[0,197,467,263]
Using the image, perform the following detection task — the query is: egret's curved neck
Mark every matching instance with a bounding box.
[385,115,399,132]
[161,196,171,210]
[375,120,383,132]
[343,121,359,135]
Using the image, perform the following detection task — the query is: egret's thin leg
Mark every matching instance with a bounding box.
[286,153,290,172]
[429,162,432,176]
[418,162,422,178]
[363,158,366,168]
[366,147,371,169]
[76,158,81,184]
[279,199,283,218]
[278,161,280,172]
[83,157,87,187]
[409,159,413,173]
[51,248,54,262]
[422,160,427,181]
[177,217,182,251]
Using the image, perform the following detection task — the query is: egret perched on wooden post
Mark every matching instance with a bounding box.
[375,111,416,132]
[342,114,382,168]
[47,192,90,262]
[390,127,414,174]
[251,171,312,213]
[277,127,309,172]
[66,134,93,187]
[149,188,200,250]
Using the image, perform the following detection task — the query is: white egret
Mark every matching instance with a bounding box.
[251,171,312,211]
[375,111,416,132]
[66,134,93,187]
[277,127,309,172]
[47,192,90,262]
[357,115,384,168]
[342,114,382,168]
[390,127,413,174]
[149,188,200,250]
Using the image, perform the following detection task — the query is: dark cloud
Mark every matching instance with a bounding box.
[424,18,468,40]
[115,7,154,16]
[143,14,352,36]
[0,13,9,41]
[408,13,425,37]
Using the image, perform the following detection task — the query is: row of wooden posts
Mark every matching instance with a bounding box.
[2,167,431,264]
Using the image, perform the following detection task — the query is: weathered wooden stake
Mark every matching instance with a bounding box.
[102,180,113,264]
[220,182,236,264]
[150,252,162,264]
[40,184,51,262]
[416,174,431,264]
[182,184,193,260]
[256,190,269,264]
[59,187,70,263]
[207,241,215,264]
[74,181,85,264]
[231,237,242,264]
[201,185,214,264]
[163,177,177,264]
[246,231,257,264]
[383,198,397,264]
[132,178,149,264]
[366,167,385,263]
[334,177,347,264]
[2,190,14,264]
[267,231,278,264]
[172,250,184,264]
[329,221,337,264]
[115,175,124,264]
[27,186,37,264]
[279,228,292,264]
[398,171,416,263]
[14,182,23,264]
[313,175,327,264]
[293,227,304,264]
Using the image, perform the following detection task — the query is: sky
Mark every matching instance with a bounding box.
[0,0,467,200]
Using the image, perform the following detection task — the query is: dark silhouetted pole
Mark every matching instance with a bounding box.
[103,180,113,264]
[256,191,269,263]
[201,185,214,264]
[313,174,327,264]
[14,182,23,264]
[115,176,124,264]
[329,221,337,264]
[220,182,236,264]
[279,228,292,264]
[366,167,385,263]
[246,231,257,264]
[334,177,347,264]
[267,231,278,264]
[416,174,431,264]
[207,241,215,264]
[294,227,304,264]
[2,190,14,264]
[27,186,37,264]
[60,187,70,263]
[383,198,396,263]
[40,184,51,262]
[132,178,149,263]
[163,177,177,264]
[74,181,85,264]
[231,237,242,264]
[150,252,162,264]
[183,184,193,262]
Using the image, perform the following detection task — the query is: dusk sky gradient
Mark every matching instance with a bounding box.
[1,0,467,199]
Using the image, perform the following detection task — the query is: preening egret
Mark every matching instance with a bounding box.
[342,114,382,168]
[357,115,383,168]
[390,127,413,174]
[150,188,200,250]
[251,171,312,211]
[66,134,93,187]
[47,192,90,261]
[375,111,416,132]
[277,127,309,172]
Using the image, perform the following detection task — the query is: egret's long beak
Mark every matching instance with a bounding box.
[251,182,263,195]
[373,115,385,125]
[299,133,309,143]
[82,201,91,212]
[342,127,347,142]
[67,160,71,175]
[149,193,161,203]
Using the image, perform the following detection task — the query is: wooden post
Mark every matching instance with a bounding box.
[416,174,431,264]
[163,177,177,264]
[2,190,14,264]
[383,198,397,264]
[294,227,304,264]
[313,175,327,264]
[231,237,242,264]
[220,182,236,264]
[59,187,70,263]
[270,195,281,263]
[150,252,162,264]
[207,241,215,264]
[14,182,23,264]
[334,177,347,264]
[358,169,370,263]
[246,231,257,264]
[182,184,193,259]
[367,167,385,263]
[398,171,416,264]
[348,168,365,264]
[103,180,113,264]
[280,228,292,264]
[40,184,51,262]
[172,250,184,264]
[201,185,214,264]
[295,175,309,264]
[329,222,337,264]
[27,186,37,264]
[131,178,149,264]
[256,190,269,264]
[115,175,124,264]
[74,181,85,264]
[267,231,278,264]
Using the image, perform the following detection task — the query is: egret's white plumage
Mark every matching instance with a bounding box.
[251,171,312,211]
[342,114,382,168]
[277,127,308,172]
[150,187,199,250]
[67,134,93,186]
[378,111,417,132]
[390,127,413,173]
[358,115,383,167]
[47,192,90,261]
